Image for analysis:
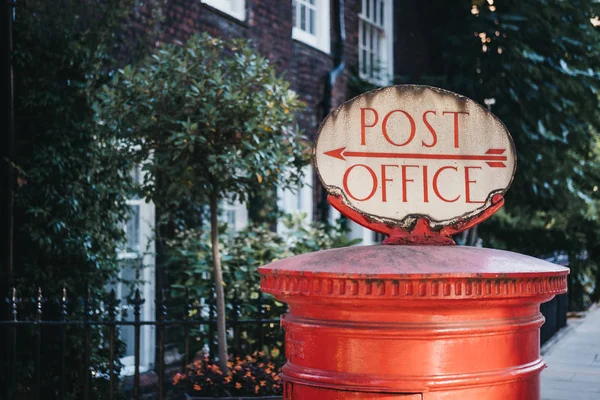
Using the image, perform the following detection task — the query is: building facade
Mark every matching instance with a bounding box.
[157,0,393,233]
[119,0,395,373]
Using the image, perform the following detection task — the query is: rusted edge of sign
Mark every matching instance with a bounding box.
[313,85,517,245]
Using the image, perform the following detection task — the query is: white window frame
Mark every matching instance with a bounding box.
[277,164,314,232]
[359,0,394,85]
[114,165,156,376]
[221,198,248,232]
[202,0,246,21]
[292,0,331,53]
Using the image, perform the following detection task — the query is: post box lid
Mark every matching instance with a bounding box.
[259,245,568,299]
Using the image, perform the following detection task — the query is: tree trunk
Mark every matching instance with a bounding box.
[209,193,228,373]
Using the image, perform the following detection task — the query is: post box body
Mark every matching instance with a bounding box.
[259,245,568,400]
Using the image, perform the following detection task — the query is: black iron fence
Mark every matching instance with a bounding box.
[540,293,568,345]
[0,286,568,399]
[0,286,282,400]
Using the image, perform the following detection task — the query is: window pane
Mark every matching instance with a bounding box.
[376,33,381,73]
[371,0,376,22]
[309,0,315,4]
[366,0,370,18]
[297,185,303,210]
[292,0,297,28]
[126,205,140,252]
[362,50,367,74]
[300,4,306,31]
[227,210,236,227]
[380,0,384,26]
[309,8,315,34]
[362,21,366,46]
[370,52,374,77]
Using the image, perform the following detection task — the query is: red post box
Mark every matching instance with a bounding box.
[259,86,569,399]
[259,245,568,399]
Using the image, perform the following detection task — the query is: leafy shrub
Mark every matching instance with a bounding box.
[7,1,160,398]
[173,352,283,397]
[164,214,360,356]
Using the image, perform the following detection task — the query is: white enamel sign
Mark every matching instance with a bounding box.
[314,85,516,229]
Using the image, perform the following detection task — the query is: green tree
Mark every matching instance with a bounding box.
[405,0,600,307]
[8,0,160,397]
[96,34,308,370]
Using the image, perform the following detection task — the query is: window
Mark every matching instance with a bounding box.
[125,205,140,253]
[202,0,246,21]
[359,0,393,84]
[221,199,248,232]
[277,165,314,232]
[292,0,330,53]
[114,164,156,375]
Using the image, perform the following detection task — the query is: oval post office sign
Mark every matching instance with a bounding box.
[314,85,516,244]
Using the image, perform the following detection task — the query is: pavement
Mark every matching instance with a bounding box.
[541,303,600,400]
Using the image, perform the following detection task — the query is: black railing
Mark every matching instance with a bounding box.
[0,286,282,400]
[540,293,568,345]
[1,286,569,399]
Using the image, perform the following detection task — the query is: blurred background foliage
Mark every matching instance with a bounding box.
[397,0,600,309]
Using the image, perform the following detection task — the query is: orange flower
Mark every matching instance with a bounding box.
[255,385,259,394]
[235,382,242,389]
[260,380,266,387]
[172,373,185,385]
[245,371,252,377]
[193,384,201,391]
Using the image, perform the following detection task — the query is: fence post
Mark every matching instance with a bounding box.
[34,287,43,400]
[183,288,191,370]
[232,298,240,356]
[157,288,167,400]
[106,289,118,400]
[83,288,91,400]
[258,291,265,351]
[8,287,19,400]
[59,288,68,400]
[208,297,215,359]
[132,288,144,400]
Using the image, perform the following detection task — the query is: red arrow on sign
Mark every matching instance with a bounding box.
[323,147,507,168]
